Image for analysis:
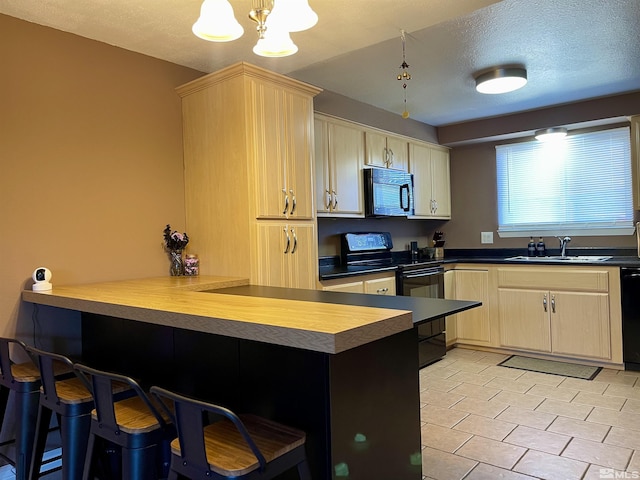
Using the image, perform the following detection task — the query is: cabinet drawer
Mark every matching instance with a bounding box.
[497,268,609,292]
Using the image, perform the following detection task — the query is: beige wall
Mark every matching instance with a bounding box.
[0,14,202,351]
[445,136,638,249]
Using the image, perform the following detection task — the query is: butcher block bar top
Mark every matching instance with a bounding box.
[22,275,420,354]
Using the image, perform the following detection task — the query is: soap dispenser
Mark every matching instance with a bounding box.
[536,237,546,257]
[528,237,536,257]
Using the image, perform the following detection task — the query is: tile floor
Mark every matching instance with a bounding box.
[420,347,640,480]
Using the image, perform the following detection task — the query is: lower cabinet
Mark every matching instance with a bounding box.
[497,267,617,362]
[446,268,491,346]
[445,264,622,366]
[253,222,317,290]
[321,272,396,295]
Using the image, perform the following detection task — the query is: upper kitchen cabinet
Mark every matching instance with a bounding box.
[177,62,322,286]
[314,114,365,217]
[252,83,315,220]
[409,142,451,219]
[365,130,409,171]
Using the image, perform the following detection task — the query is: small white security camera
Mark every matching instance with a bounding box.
[32,267,52,291]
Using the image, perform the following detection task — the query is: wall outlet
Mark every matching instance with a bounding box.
[481,231,494,244]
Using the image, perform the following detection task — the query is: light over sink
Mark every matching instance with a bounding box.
[505,255,612,263]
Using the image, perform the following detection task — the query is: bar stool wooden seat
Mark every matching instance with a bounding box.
[0,338,72,480]
[25,346,103,480]
[149,386,311,480]
[74,364,175,480]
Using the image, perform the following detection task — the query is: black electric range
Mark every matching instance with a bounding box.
[341,232,446,367]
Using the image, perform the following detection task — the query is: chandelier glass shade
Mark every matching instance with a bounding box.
[192,0,317,57]
[192,0,244,42]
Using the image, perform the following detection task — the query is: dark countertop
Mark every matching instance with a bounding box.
[319,249,640,280]
[216,285,480,325]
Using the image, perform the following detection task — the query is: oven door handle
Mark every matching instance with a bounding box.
[403,269,444,278]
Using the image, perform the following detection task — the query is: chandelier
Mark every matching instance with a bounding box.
[192,0,318,58]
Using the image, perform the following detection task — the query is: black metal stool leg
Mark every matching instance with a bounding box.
[122,444,158,480]
[28,403,52,480]
[16,390,40,480]
[81,433,96,480]
[0,387,9,428]
[297,459,312,480]
[60,413,91,480]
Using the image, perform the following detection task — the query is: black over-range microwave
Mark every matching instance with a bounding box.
[363,168,415,217]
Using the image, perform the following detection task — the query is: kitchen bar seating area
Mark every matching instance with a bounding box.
[0,333,317,480]
[16,276,479,480]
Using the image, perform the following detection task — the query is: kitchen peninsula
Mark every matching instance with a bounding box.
[22,276,479,479]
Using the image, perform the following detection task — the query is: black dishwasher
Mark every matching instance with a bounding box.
[621,267,640,370]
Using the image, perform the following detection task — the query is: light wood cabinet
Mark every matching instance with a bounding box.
[444,270,457,346]
[449,269,491,345]
[321,272,396,295]
[408,142,451,219]
[498,288,551,352]
[497,267,616,361]
[365,130,409,171]
[314,115,365,216]
[253,83,315,220]
[254,222,317,289]
[177,62,322,288]
[363,275,396,295]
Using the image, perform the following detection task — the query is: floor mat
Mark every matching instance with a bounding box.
[497,355,601,380]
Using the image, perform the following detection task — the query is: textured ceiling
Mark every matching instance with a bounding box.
[1,0,639,126]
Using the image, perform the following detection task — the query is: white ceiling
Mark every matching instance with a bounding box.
[2,0,639,126]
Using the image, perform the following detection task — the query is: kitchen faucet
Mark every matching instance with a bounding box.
[557,236,571,257]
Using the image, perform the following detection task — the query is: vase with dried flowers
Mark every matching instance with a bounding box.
[163,224,189,276]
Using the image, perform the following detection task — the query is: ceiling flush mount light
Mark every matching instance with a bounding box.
[192,0,317,58]
[397,30,412,119]
[535,127,568,142]
[475,67,527,94]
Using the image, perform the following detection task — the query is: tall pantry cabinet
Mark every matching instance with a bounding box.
[176,62,322,289]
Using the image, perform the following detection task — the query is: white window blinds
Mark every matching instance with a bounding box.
[496,127,633,237]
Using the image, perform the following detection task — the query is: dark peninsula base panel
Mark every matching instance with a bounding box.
[81,313,422,480]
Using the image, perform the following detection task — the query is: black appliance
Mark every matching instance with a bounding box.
[341,232,446,368]
[621,267,640,370]
[363,168,414,217]
[397,264,446,368]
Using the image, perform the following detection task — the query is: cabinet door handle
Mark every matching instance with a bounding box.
[332,190,338,209]
[325,189,332,209]
[289,189,296,215]
[551,295,556,313]
[433,200,438,213]
[377,287,388,294]
[282,189,289,215]
[283,227,291,254]
[543,293,547,312]
[291,227,298,254]
[388,148,394,167]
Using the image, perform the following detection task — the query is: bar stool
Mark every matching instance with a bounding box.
[26,346,105,480]
[0,338,46,480]
[149,386,311,480]
[74,364,175,480]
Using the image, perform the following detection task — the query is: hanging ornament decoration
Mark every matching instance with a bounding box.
[397,29,412,119]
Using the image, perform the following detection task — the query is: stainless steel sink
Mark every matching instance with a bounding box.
[505,255,612,263]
